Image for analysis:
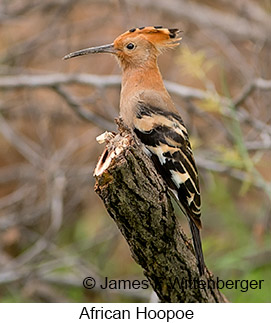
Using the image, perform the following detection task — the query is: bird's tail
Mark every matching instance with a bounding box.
[189,220,205,276]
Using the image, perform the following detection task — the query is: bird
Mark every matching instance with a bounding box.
[63,26,205,275]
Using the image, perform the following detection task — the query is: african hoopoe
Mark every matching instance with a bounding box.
[64,26,205,275]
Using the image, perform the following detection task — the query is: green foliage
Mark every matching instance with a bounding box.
[202,175,271,302]
[176,45,216,82]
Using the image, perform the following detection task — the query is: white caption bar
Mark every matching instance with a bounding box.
[0,303,268,323]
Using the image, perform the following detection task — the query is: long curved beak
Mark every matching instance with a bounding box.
[63,43,116,60]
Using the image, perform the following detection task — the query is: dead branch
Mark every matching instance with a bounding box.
[0,74,208,101]
[0,74,121,89]
[52,85,115,131]
[94,119,227,303]
[1,74,270,136]
[1,74,270,103]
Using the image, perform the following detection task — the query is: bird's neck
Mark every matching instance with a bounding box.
[121,62,166,95]
[119,63,176,126]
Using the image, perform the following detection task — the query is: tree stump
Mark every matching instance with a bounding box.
[94,119,227,303]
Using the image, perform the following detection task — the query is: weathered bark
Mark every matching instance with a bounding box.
[94,119,227,303]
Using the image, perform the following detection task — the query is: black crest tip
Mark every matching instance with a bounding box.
[168,28,181,38]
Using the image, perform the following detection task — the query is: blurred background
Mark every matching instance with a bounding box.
[0,0,270,303]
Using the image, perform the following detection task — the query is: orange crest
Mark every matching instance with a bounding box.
[114,26,182,52]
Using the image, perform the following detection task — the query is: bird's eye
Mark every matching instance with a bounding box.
[126,43,135,50]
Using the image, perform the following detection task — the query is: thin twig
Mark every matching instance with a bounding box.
[0,184,32,209]
[234,79,271,107]
[245,140,271,151]
[0,114,44,168]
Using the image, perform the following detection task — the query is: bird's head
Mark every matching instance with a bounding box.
[63,26,182,70]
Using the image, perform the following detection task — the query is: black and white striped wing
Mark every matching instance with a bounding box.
[133,103,201,228]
